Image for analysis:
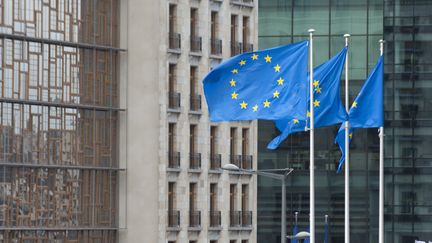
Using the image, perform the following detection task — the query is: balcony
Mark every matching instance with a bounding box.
[229,210,252,229]
[231,42,243,56]
[189,153,201,171]
[168,152,180,170]
[168,32,181,50]
[189,210,201,228]
[210,38,222,56]
[209,211,222,229]
[209,154,222,171]
[190,94,202,112]
[230,155,242,168]
[190,36,202,53]
[229,211,241,227]
[241,155,253,170]
[243,43,253,53]
[230,0,254,7]
[168,92,181,110]
[241,210,252,227]
[168,210,180,228]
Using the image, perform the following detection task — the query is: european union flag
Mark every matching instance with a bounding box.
[203,41,308,122]
[335,56,384,172]
[267,48,348,149]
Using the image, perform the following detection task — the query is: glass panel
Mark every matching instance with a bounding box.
[293,0,330,35]
[259,0,292,37]
[331,0,367,35]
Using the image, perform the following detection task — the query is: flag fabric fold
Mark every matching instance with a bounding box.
[335,55,384,171]
[267,48,348,149]
[203,41,308,122]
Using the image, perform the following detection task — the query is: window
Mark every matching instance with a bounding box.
[210,183,217,211]
[189,183,197,211]
[242,128,249,155]
[242,16,251,52]
[230,184,237,211]
[168,123,179,168]
[190,66,197,96]
[210,126,217,156]
[230,127,237,156]
[189,125,200,169]
[190,125,196,155]
[190,66,201,111]
[190,8,198,37]
[168,182,176,211]
[168,65,180,109]
[231,15,238,43]
[242,184,249,211]
[211,12,218,40]
[169,4,180,49]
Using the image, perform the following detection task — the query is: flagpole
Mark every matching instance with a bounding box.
[378,39,385,243]
[343,33,350,243]
[308,28,315,243]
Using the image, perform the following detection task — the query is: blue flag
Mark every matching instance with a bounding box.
[203,41,308,122]
[267,48,348,149]
[291,224,299,243]
[335,55,384,172]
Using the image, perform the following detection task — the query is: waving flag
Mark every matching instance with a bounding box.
[203,41,308,122]
[267,48,348,149]
[335,56,384,172]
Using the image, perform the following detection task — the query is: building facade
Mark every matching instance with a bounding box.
[0,0,258,242]
[258,0,432,243]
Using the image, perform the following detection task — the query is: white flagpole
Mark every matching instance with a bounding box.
[344,33,350,243]
[308,28,315,243]
[379,39,385,243]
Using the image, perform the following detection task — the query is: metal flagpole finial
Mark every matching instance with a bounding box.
[379,39,385,43]
[308,29,315,33]
[343,34,351,38]
[325,214,328,223]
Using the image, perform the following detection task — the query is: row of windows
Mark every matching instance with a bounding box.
[167,181,251,229]
[168,124,252,170]
[168,3,253,56]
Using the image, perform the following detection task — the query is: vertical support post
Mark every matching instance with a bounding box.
[379,39,385,243]
[282,178,286,243]
[343,33,350,243]
[308,28,315,243]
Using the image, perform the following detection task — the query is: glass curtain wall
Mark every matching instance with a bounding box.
[0,0,120,242]
[259,0,432,242]
[258,0,384,242]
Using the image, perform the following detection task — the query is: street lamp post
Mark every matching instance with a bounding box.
[222,164,294,243]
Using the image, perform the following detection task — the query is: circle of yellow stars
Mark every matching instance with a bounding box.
[229,52,291,114]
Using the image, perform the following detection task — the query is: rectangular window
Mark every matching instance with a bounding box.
[210,183,217,211]
[189,183,197,211]
[211,12,218,40]
[169,64,176,93]
[210,126,217,155]
[190,66,197,96]
[190,8,198,37]
[231,15,238,43]
[168,182,176,210]
[242,184,249,211]
[169,4,177,33]
[230,127,237,156]
[168,123,176,155]
[230,184,237,211]
[242,16,250,46]
[242,128,249,155]
[190,125,197,154]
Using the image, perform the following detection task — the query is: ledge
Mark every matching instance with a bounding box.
[228,226,253,231]
[209,54,223,60]
[189,51,202,57]
[188,110,203,115]
[208,226,223,231]
[167,226,181,232]
[168,48,182,55]
[187,168,202,173]
[188,226,202,231]
[167,108,182,113]
[167,167,181,173]
[208,169,222,174]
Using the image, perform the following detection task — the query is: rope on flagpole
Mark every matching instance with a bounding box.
[308,28,315,243]
[344,33,351,243]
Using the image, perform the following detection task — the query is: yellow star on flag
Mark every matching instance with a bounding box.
[264,55,272,63]
[251,54,258,60]
[316,87,322,93]
[231,91,238,99]
[307,110,311,118]
[313,80,319,87]
[277,77,284,85]
[273,90,280,98]
[349,133,353,139]
[313,99,320,107]
[263,99,271,108]
[252,105,258,112]
[274,64,281,72]
[232,69,238,74]
[293,119,299,124]
[240,101,248,109]
[230,79,236,87]
[352,101,357,108]
[239,60,246,66]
